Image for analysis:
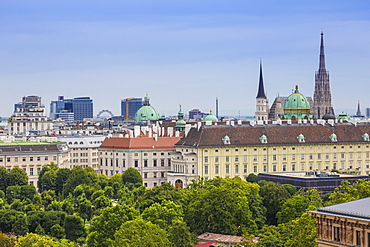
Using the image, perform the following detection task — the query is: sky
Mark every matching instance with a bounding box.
[1,0,370,118]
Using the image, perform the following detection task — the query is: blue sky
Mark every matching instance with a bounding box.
[1,0,370,118]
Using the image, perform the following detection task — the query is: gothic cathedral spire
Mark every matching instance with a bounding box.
[255,59,269,121]
[313,31,334,119]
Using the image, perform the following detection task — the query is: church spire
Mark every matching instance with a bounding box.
[356,101,362,116]
[319,31,326,72]
[256,59,267,99]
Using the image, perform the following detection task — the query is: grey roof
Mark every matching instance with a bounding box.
[317,197,370,220]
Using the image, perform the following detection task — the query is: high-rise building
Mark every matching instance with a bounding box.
[9,96,53,136]
[50,96,93,121]
[255,60,269,121]
[121,98,143,121]
[366,108,370,118]
[313,32,334,119]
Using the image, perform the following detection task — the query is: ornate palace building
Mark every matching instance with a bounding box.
[169,120,370,187]
[309,197,370,247]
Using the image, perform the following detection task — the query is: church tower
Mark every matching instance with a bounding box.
[255,60,269,121]
[313,31,334,119]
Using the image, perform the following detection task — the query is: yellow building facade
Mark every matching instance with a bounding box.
[171,121,370,185]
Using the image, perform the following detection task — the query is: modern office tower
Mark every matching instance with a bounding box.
[50,96,93,121]
[9,96,53,136]
[366,108,370,118]
[121,98,143,121]
[313,31,334,119]
[189,109,207,120]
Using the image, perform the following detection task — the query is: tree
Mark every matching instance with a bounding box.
[184,177,260,235]
[20,184,37,201]
[113,219,171,247]
[168,221,193,247]
[122,168,143,188]
[15,233,74,247]
[37,163,58,192]
[35,224,46,235]
[0,167,9,191]
[55,168,71,195]
[63,166,92,196]
[246,173,258,183]
[142,199,183,230]
[8,167,28,186]
[50,224,65,239]
[76,196,93,222]
[0,232,16,247]
[86,204,140,247]
[0,209,25,234]
[64,215,85,242]
[259,182,291,225]
[6,186,21,204]
[276,195,310,224]
[12,214,29,236]
[325,180,370,205]
[282,184,297,196]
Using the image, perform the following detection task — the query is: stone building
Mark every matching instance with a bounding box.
[170,120,370,187]
[0,136,70,185]
[58,135,105,172]
[255,61,269,121]
[313,32,334,119]
[9,96,53,136]
[98,126,181,188]
[309,197,370,246]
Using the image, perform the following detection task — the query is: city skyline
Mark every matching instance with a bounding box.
[1,1,370,118]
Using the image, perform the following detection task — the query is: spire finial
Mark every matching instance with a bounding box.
[256,59,267,99]
[319,31,326,71]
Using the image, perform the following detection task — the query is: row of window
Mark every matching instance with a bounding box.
[100,152,171,156]
[201,145,370,153]
[204,153,370,163]
[100,158,172,168]
[143,172,166,178]
[6,167,42,176]
[0,156,56,162]
[204,162,370,175]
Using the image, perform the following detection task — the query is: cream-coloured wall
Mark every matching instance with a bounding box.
[99,149,173,188]
[188,142,370,180]
[0,151,70,186]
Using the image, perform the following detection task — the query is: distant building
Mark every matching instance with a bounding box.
[121,97,143,121]
[9,96,53,136]
[258,171,368,194]
[0,136,69,185]
[309,197,370,246]
[367,108,370,118]
[189,109,207,121]
[58,136,105,172]
[98,126,181,188]
[50,96,93,121]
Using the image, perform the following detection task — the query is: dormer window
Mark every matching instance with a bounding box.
[222,135,231,145]
[330,133,337,142]
[297,134,305,143]
[259,135,268,144]
[362,133,369,141]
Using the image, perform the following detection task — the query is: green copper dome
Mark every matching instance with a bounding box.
[134,94,160,122]
[176,105,186,131]
[204,110,218,122]
[281,85,313,121]
[284,85,311,110]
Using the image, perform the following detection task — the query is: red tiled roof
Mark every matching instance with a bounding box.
[100,136,180,150]
[177,123,370,147]
[196,232,244,243]
[195,241,216,247]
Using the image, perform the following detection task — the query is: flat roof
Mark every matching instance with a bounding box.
[259,172,368,179]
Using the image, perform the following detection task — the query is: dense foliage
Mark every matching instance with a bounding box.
[1,165,369,246]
